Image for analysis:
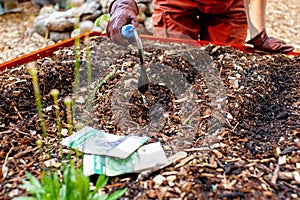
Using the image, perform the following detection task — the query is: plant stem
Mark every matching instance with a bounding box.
[92,68,116,100]
[73,11,81,119]
[50,89,62,134]
[28,63,52,160]
[28,63,48,137]
[82,35,92,124]
[64,96,73,135]
[50,89,63,158]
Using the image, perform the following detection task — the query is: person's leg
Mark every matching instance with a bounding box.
[244,0,294,53]
[244,0,266,39]
[198,0,248,44]
[152,0,200,40]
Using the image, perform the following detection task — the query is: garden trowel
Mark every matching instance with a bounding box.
[121,24,149,94]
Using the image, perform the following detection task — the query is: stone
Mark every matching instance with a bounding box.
[49,31,71,42]
[45,0,102,32]
[78,0,102,18]
[31,0,67,9]
[27,5,56,37]
[144,16,153,33]
[81,10,102,21]
[137,3,147,13]
[46,14,76,32]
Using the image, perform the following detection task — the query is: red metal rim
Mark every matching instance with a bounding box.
[0,32,299,71]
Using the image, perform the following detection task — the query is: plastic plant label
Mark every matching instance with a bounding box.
[61,126,149,159]
[83,142,169,176]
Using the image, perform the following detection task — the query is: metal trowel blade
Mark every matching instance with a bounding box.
[138,65,149,94]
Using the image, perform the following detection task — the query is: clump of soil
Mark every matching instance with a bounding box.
[0,36,299,199]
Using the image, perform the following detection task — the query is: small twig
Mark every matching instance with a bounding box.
[184,147,211,152]
[14,146,33,159]
[9,127,31,136]
[232,122,239,132]
[282,181,300,193]
[225,118,233,129]
[174,154,196,169]
[13,106,23,119]
[5,79,27,87]
[2,147,14,180]
[0,130,12,134]
[271,164,279,185]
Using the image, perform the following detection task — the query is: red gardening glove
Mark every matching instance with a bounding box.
[247,29,294,54]
[107,0,139,46]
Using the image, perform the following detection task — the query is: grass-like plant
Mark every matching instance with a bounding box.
[15,2,127,199]
[64,96,73,135]
[27,63,47,138]
[14,162,127,200]
[71,0,84,119]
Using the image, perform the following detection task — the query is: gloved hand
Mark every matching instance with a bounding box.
[107,0,139,46]
[247,29,294,53]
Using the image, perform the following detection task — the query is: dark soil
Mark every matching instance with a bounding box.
[0,36,299,199]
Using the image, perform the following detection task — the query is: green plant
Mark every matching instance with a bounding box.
[22,70,126,199]
[71,0,84,119]
[64,96,73,135]
[50,89,62,135]
[14,163,127,200]
[94,14,110,33]
[19,4,127,199]
[28,63,47,138]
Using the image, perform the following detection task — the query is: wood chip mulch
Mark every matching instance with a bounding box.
[0,36,299,199]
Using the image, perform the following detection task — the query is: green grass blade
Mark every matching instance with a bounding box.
[106,188,128,200]
[94,174,109,192]
[13,197,37,200]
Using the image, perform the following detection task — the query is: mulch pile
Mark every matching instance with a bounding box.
[0,36,299,199]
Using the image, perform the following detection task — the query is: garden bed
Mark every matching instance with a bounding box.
[0,36,299,199]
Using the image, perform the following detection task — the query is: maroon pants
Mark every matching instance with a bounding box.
[152,0,248,44]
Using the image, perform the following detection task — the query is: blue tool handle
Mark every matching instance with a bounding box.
[121,24,135,39]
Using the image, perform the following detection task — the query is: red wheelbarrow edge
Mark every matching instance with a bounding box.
[0,32,299,71]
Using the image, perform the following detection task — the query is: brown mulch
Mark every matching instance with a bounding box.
[0,36,299,199]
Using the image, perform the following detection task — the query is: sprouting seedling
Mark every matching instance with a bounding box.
[50,89,63,158]
[27,63,47,137]
[28,63,53,160]
[79,20,94,124]
[94,14,110,33]
[64,96,73,135]
[35,139,49,170]
[71,0,84,119]
[50,89,62,134]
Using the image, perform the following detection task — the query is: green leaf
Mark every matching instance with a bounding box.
[106,188,128,200]
[18,172,45,196]
[59,185,66,199]
[40,170,61,199]
[97,194,109,200]
[75,168,90,200]
[25,171,42,188]
[95,174,109,192]
[94,14,110,27]
[15,163,126,200]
